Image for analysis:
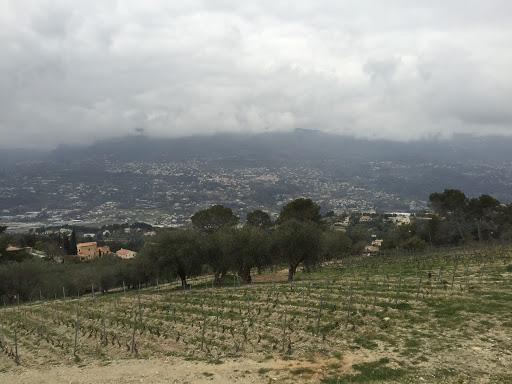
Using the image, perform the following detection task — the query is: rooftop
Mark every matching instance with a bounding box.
[77,242,97,247]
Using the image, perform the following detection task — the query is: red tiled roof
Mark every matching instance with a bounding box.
[77,242,97,247]
[116,248,132,255]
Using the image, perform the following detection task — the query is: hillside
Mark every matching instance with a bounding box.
[47,131,512,165]
[1,245,511,383]
[2,131,512,227]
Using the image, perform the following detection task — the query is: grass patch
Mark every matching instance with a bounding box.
[353,335,378,350]
[290,367,315,375]
[390,302,412,311]
[402,338,422,355]
[207,358,224,365]
[433,367,458,379]
[321,357,407,383]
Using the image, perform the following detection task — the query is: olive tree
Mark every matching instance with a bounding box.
[272,219,322,282]
[219,226,270,284]
[191,205,238,233]
[246,210,272,229]
[144,229,203,288]
[277,198,322,224]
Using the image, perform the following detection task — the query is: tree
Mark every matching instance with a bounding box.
[144,229,203,288]
[345,223,371,253]
[69,230,78,255]
[429,189,468,241]
[34,240,65,261]
[0,226,9,262]
[62,234,71,255]
[278,198,321,224]
[496,204,512,240]
[320,230,352,260]
[199,232,229,284]
[191,205,238,233]
[272,219,322,282]
[246,210,272,229]
[467,194,500,241]
[20,233,36,248]
[219,226,270,283]
[400,235,427,251]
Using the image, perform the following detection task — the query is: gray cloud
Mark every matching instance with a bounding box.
[1,0,511,148]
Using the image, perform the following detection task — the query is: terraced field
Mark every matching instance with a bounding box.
[1,245,512,383]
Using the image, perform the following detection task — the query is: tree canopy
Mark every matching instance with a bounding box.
[246,209,272,229]
[143,229,203,287]
[271,219,322,281]
[278,198,322,224]
[191,205,239,233]
[218,226,270,283]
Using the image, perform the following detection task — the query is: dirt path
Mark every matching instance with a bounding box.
[0,355,348,384]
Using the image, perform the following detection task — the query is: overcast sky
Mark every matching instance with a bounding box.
[1,1,511,148]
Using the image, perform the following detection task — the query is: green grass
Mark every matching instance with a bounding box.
[321,357,407,383]
[258,367,271,374]
[290,367,315,375]
[390,302,412,311]
[353,335,378,350]
[401,338,422,357]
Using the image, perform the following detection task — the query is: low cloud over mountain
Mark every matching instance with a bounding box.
[1,1,512,148]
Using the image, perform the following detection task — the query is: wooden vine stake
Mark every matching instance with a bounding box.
[130,295,142,357]
[73,301,80,360]
[316,296,324,336]
[345,286,353,328]
[14,327,20,365]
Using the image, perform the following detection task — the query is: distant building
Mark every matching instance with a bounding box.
[5,245,46,258]
[77,242,111,260]
[98,245,111,256]
[371,239,383,247]
[77,242,98,259]
[388,212,411,226]
[364,245,380,254]
[116,248,137,259]
[6,244,23,252]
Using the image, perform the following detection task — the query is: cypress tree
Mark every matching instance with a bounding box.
[70,230,78,255]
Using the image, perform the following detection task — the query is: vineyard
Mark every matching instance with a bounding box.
[1,245,512,383]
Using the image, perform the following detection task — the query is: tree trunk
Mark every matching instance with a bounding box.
[455,218,465,241]
[288,264,298,282]
[239,266,252,284]
[214,271,222,286]
[179,274,188,289]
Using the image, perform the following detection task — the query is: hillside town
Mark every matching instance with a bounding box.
[0,160,432,232]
